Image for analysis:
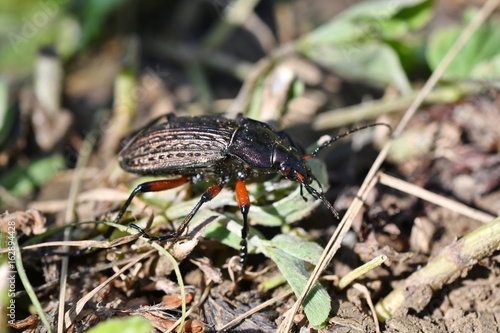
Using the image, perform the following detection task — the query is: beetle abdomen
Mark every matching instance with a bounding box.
[119,117,238,175]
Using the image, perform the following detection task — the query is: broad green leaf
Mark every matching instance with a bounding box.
[426,9,500,80]
[202,210,264,252]
[247,182,321,227]
[299,0,431,45]
[263,245,331,328]
[270,234,324,265]
[302,41,411,93]
[296,0,434,93]
[391,0,434,30]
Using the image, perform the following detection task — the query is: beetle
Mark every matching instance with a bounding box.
[113,113,389,272]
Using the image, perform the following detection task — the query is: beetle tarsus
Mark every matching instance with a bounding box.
[129,223,178,241]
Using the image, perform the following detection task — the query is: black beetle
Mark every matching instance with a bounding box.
[113,113,388,272]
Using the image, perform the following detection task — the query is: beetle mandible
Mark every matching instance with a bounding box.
[113,113,389,272]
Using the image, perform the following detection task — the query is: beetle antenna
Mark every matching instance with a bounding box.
[304,183,340,219]
[307,123,391,158]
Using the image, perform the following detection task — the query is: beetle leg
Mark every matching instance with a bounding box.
[157,182,225,241]
[235,179,250,274]
[130,182,225,241]
[314,177,324,194]
[114,176,190,225]
[299,184,308,202]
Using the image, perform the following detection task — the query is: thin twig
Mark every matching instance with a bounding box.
[312,84,482,130]
[279,173,380,332]
[378,172,495,223]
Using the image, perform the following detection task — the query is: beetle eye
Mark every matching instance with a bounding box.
[280,164,291,175]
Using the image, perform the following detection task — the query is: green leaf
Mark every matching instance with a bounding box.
[246,74,266,120]
[270,234,324,265]
[262,245,331,328]
[298,0,432,45]
[0,154,65,198]
[247,183,321,227]
[290,77,305,98]
[202,210,264,252]
[392,0,434,31]
[78,0,128,46]
[0,1,78,75]
[296,0,434,93]
[248,158,329,227]
[426,9,500,80]
[87,316,152,333]
[472,54,500,78]
[302,41,412,93]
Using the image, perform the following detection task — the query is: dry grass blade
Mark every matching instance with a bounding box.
[280,0,500,331]
[17,233,140,251]
[378,172,495,223]
[338,255,387,291]
[28,188,129,214]
[226,44,295,117]
[14,255,154,298]
[353,283,380,333]
[58,131,97,333]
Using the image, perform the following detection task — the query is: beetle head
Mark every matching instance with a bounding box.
[270,123,391,220]
[272,145,312,183]
[272,144,340,219]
